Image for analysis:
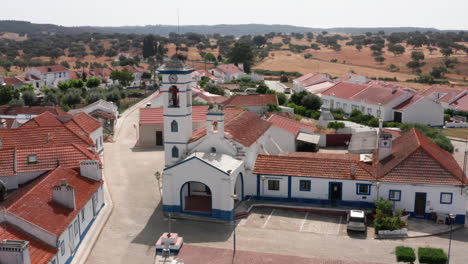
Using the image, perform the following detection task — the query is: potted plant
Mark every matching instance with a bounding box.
[399,209,410,221]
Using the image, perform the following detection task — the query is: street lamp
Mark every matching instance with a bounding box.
[261,176,266,198]
[448,213,456,264]
[373,182,381,200]
[231,194,239,262]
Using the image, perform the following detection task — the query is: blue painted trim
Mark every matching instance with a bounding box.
[171,120,178,132]
[207,112,225,116]
[163,156,230,176]
[299,180,311,192]
[246,195,375,209]
[239,172,245,200]
[440,192,453,204]
[256,174,260,197]
[356,183,372,195]
[328,182,343,201]
[287,176,292,199]
[163,205,233,221]
[207,119,224,123]
[414,192,427,217]
[171,146,179,158]
[388,190,401,201]
[164,141,187,144]
[164,113,192,117]
[161,89,192,93]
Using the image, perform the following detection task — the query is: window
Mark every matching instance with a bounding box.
[343,103,347,111]
[268,180,280,191]
[336,102,341,108]
[27,154,37,164]
[389,190,401,201]
[60,240,65,255]
[51,259,56,264]
[367,108,372,114]
[171,146,179,158]
[356,183,371,195]
[171,120,178,132]
[377,109,381,117]
[211,147,217,154]
[299,180,311,192]
[323,99,329,106]
[440,192,453,204]
[81,210,85,222]
[74,220,79,236]
[168,86,179,107]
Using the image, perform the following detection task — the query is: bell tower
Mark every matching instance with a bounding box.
[158,60,194,166]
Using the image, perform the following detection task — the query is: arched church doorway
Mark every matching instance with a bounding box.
[180,181,212,214]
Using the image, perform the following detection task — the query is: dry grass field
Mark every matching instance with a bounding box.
[443,128,468,140]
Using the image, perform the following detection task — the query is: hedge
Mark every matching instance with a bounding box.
[395,246,416,263]
[418,247,448,264]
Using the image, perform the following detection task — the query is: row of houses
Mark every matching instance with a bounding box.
[192,63,263,84]
[293,72,468,127]
[153,61,467,225]
[0,108,106,264]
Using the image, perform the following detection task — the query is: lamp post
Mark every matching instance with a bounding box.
[448,213,456,264]
[373,182,381,200]
[231,194,239,263]
[261,176,266,198]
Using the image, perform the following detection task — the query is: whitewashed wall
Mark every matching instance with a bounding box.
[401,98,444,127]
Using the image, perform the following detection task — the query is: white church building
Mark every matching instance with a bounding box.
[160,60,468,223]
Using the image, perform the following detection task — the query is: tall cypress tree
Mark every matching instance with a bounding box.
[142,35,155,58]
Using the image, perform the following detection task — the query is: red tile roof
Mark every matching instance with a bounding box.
[2,76,25,86]
[0,106,69,116]
[299,73,331,87]
[393,94,424,111]
[139,106,209,125]
[219,83,241,90]
[6,167,103,235]
[449,93,468,112]
[350,85,408,105]
[267,114,316,135]
[32,65,69,74]
[67,112,101,134]
[0,223,57,264]
[222,94,278,108]
[216,64,243,75]
[190,109,271,147]
[0,148,15,177]
[0,126,94,149]
[20,111,64,128]
[89,109,116,120]
[294,73,317,83]
[321,82,368,99]
[377,128,466,185]
[421,86,466,103]
[254,154,374,180]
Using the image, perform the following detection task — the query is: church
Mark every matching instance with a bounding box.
[160,60,468,224]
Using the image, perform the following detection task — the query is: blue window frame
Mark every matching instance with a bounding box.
[171,146,179,158]
[299,180,311,191]
[171,120,178,132]
[60,240,65,255]
[356,183,371,195]
[440,192,453,204]
[389,190,401,201]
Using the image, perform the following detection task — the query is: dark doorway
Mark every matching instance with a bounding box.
[329,182,342,206]
[414,193,427,217]
[393,111,402,123]
[156,131,163,146]
[181,182,212,214]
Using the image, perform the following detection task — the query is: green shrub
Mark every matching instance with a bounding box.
[418,247,448,264]
[395,246,416,263]
[327,121,345,130]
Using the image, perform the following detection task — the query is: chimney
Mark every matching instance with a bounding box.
[0,119,6,129]
[52,179,76,210]
[0,240,31,264]
[80,160,102,181]
[350,165,356,178]
[206,105,224,138]
[0,138,3,150]
[378,131,393,161]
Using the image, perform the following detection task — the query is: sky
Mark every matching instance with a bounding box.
[2,0,467,30]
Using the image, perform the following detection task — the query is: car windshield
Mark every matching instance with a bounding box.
[349,217,364,223]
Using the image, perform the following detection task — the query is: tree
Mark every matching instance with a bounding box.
[141,72,152,79]
[62,88,82,107]
[110,69,134,87]
[411,51,425,61]
[356,44,363,52]
[44,92,60,105]
[22,90,36,106]
[0,85,14,105]
[406,60,422,72]
[204,52,216,62]
[387,44,405,56]
[106,89,121,103]
[374,56,386,64]
[427,46,437,55]
[227,42,254,73]
[400,123,453,152]
[310,43,321,50]
[290,90,307,105]
[327,121,345,130]
[142,35,155,58]
[440,47,453,57]
[86,77,101,88]
[300,94,322,111]
[60,61,70,69]
[58,81,70,92]
[8,98,24,107]
[205,83,225,96]
[276,92,287,105]
[255,85,269,94]
[87,91,105,104]
[252,35,267,48]
[430,66,448,79]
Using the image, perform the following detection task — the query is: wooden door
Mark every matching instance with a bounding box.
[414,193,426,217]
[156,131,163,146]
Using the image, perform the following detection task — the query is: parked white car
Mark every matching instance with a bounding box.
[347,210,366,232]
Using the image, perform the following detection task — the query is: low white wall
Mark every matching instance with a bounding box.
[446,122,468,128]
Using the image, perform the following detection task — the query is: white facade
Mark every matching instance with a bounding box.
[26,68,69,88]
[398,97,444,127]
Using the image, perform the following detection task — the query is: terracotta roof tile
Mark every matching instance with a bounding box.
[6,167,103,235]
[254,154,374,180]
[449,93,468,112]
[222,94,278,108]
[421,86,466,103]
[0,223,57,264]
[393,95,424,111]
[267,114,316,135]
[89,109,116,120]
[0,106,69,116]
[32,65,69,74]
[67,113,101,134]
[0,148,15,176]
[321,82,368,99]
[194,93,228,104]
[216,64,243,75]
[377,128,466,185]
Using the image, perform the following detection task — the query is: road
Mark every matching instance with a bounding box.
[87,95,468,264]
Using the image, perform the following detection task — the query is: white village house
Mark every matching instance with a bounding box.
[159,60,468,223]
[25,65,70,88]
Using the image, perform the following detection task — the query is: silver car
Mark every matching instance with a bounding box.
[347,210,366,232]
